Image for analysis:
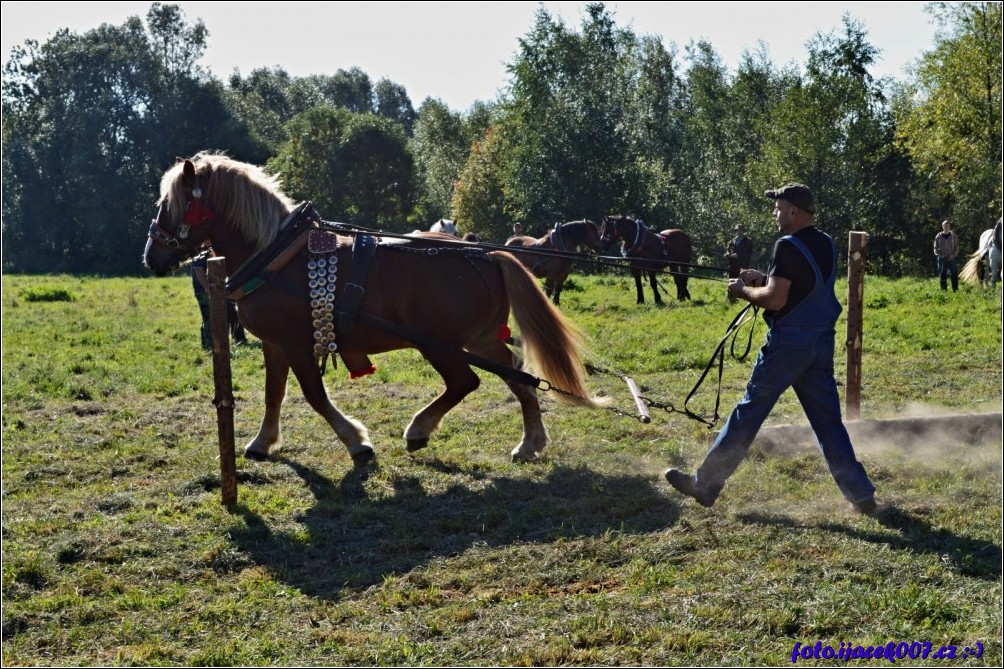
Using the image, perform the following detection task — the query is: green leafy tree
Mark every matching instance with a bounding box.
[759,16,907,267]
[619,34,685,227]
[451,126,510,239]
[3,20,164,273]
[374,78,417,134]
[225,67,322,157]
[2,4,251,274]
[269,107,414,230]
[411,98,469,221]
[896,2,1002,235]
[314,67,374,113]
[465,3,639,229]
[145,1,208,80]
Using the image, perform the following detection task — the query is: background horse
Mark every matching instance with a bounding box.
[961,227,1002,288]
[504,220,603,305]
[430,219,458,236]
[144,153,600,467]
[599,215,692,304]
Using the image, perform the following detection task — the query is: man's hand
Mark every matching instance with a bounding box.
[727,278,747,299]
[739,268,766,287]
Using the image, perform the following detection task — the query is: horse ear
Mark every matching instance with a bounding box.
[182,160,197,187]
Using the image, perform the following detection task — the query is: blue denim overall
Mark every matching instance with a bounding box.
[695,235,876,504]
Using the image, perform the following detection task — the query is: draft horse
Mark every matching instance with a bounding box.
[430,219,458,236]
[143,153,600,467]
[960,225,1002,289]
[504,220,603,305]
[599,215,692,304]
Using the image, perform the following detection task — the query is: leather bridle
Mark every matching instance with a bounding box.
[146,176,217,269]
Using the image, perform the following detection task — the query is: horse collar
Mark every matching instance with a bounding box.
[628,219,645,255]
[552,222,565,252]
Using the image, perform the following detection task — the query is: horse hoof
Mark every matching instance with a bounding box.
[351,448,376,468]
[244,449,269,462]
[407,438,429,452]
[510,450,540,463]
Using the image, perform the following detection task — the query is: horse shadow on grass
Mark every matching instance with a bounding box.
[225,457,679,600]
[736,506,1001,582]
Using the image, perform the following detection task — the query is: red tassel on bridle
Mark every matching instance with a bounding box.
[183,196,216,226]
[497,324,512,341]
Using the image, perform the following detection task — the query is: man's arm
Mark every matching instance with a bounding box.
[728,273,790,311]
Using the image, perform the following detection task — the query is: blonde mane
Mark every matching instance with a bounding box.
[159,152,295,250]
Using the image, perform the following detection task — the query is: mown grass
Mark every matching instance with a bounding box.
[2,270,1001,666]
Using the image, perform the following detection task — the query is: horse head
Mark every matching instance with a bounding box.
[430,219,458,236]
[143,153,294,276]
[143,159,217,276]
[599,215,634,252]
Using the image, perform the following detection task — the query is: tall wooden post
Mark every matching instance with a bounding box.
[846,232,867,420]
[208,258,238,508]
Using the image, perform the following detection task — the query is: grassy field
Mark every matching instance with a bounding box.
[2,269,1001,666]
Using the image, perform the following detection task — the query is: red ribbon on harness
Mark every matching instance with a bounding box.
[183,198,216,226]
[350,364,377,379]
[497,324,512,341]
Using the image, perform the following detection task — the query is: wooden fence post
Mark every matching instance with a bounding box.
[846,232,867,420]
[208,258,238,508]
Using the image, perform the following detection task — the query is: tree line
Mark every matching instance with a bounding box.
[2,2,1000,275]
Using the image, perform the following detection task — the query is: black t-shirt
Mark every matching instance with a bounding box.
[766,226,835,319]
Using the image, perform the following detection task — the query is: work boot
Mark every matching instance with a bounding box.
[664,469,717,507]
[852,498,878,515]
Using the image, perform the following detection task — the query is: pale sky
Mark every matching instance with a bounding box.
[2,1,938,111]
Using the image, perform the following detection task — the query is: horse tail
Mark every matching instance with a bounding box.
[490,251,601,408]
[960,250,983,284]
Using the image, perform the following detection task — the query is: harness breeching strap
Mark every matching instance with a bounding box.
[353,311,543,390]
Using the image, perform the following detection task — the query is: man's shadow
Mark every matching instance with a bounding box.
[224,457,680,601]
[737,506,1001,581]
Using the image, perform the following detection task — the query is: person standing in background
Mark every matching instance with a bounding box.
[933,220,960,292]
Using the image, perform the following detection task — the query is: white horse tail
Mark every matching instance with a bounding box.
[961,228,995,284]
[961,251,983,283]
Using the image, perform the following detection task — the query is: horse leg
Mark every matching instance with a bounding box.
[649,270,663,305]
[550,266,572,306]
[466,337,549,462]
[403,352,481,451]
[285,347,375,467]
[543,276,557,304]
[244,341,289,460]
[674,267,692,301]
[633,268,645,304]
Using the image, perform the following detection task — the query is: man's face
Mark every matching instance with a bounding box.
[773,200,797,233]
[942,221,951,234]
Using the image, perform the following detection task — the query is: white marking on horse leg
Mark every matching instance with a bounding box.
[507,381,549,462]
[245,404,284,458]
[288,356,373,460]
[404,410,442,443]
[321,407,372,457]
[245,342,289,459]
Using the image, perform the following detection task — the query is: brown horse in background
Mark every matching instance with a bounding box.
[143,153,601,467]
[504,220,603,305]
[599,215,692,304]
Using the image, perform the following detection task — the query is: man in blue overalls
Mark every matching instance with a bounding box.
[665,183,877,514]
